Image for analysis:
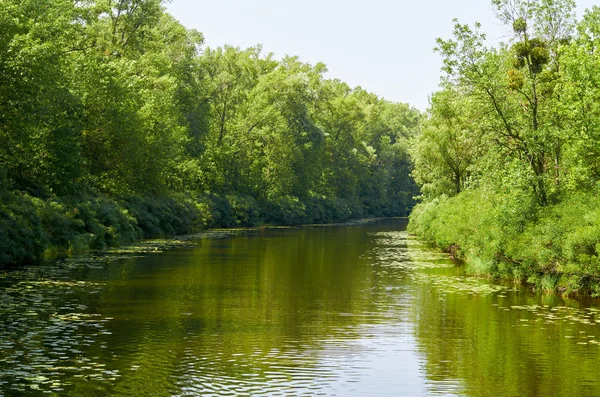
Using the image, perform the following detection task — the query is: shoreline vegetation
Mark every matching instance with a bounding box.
[0,1,419,268]
[2,186,399,270]
[5,0,600,297]
[408,190,600,296]
[0,190,412,269]
[408,1,600,296]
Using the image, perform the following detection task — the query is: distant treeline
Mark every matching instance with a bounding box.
[409,0,600,295]
[0,0,420,266]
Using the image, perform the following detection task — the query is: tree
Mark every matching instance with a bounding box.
[0,0,87,194]
[434,0,576,205]
[411,89,480,198]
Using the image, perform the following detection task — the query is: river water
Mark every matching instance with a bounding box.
[1,219,600,396]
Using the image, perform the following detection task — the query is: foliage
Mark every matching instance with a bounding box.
[0,1,420,267]
[410,0,600,295]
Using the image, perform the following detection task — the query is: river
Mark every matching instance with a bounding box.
[1,219,600,396]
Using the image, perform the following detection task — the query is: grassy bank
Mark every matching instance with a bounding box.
[0,189,410,269]
[408,188,600,296]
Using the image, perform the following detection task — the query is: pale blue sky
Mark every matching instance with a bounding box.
[166,0,597,111]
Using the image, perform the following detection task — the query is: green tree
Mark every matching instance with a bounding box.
[0,0,87,194]
[411,89,480,198]
[435,0,576,204]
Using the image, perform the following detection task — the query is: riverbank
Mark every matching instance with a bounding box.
[408,188,600,296]
[0,189,407,269]
[0,1,420,268]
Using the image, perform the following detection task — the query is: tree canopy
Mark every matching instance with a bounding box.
[0,0,421,267]
[410,0,600,295]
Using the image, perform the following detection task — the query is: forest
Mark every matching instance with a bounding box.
[409,0,600,295]
[0,0,420,267]
[4,0,600,296]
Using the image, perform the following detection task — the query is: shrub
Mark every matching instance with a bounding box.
[264,196,307,225]
[409,187,600,295]
[227,195,261,227]
[0,193,45,265]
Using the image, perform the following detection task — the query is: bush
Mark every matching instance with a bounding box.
[264,196,307,225]
[124,195,200,238]
[193,194,234,228]
[409,187,600,295]
[0,193,45,265]
[227,195,261,227]
[0,186,398,268]
[0,191,198,268]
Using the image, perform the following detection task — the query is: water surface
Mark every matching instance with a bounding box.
[1,219,600,396]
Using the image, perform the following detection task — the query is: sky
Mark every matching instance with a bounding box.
[166,0,598,111]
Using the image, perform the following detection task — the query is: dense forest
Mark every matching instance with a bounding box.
[4,0,600,296]
[0,0,420,267]
[409,0,600,295]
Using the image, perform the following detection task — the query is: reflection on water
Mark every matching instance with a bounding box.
[1,219,600,396]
